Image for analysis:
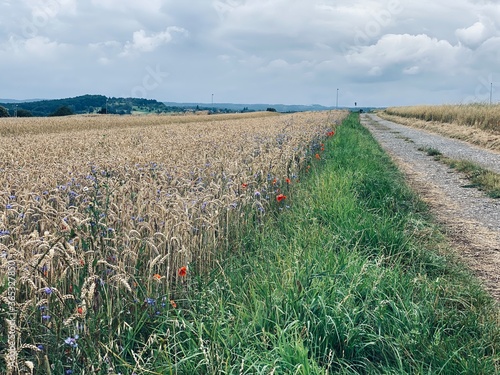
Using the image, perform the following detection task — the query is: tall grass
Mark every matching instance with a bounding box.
[385,103,500,132]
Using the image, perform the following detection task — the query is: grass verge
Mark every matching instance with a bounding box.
[419,146,500,198]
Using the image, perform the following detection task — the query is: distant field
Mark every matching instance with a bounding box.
[384,103,500,132]
[381,104,500,152]
[0,111,345,372]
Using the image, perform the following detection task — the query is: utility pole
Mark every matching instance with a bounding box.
[490,83,493,105]
[336,88,339,109]
[14,104,17,117]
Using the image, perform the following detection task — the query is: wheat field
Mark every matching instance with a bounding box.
[0,110,346,372]
[384,103,500,132]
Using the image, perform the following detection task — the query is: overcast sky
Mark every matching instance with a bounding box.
[1,0,499,107]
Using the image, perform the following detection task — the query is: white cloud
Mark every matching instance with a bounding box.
[403,66,420,75]
[346,33,461,76]
[456,20,495,49]
[121,27,188,56]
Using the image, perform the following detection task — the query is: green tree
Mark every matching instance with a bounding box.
[17,109,33,117]
[0,105,9,117]
[49,105,74,117]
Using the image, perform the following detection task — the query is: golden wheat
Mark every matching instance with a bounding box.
[384,104,500,133]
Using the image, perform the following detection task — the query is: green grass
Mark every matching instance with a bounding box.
[4,114,499,374]
[418,146,500,198]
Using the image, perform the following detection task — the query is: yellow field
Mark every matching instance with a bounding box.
[384,104,500,132]
[0,111,346,370]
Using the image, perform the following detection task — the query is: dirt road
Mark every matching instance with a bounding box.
[361,113,500,303]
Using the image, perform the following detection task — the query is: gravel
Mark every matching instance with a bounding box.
[361,113,500,301]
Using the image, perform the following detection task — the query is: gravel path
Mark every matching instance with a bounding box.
[361,113,500,302]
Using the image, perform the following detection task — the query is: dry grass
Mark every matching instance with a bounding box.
[0,111,347,372]
[380,105,500,152]
[384,104,500,133]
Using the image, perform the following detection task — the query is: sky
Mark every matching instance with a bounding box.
[0,0,499,107]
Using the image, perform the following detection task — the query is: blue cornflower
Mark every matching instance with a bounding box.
[42,315,51,321]
[8,195,16,200]
[6,204,12,209]
[145,298,156,306]
[64,335,79,348]
[36,344,44,351]
[43,287,53,295]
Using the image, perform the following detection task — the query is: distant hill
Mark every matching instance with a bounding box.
[163,101,336,113]
[0,98,44,104]
[0,95,170,117]
[0,95,379,117]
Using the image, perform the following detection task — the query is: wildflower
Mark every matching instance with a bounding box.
[64,335,79,348]
[241,183,248,188]
[315,153,320,160]
[43,287,53,295]
[66,370,73,374]
[170,300,177,308]
[254,191,261,198]
[145,298,156,306]
[42,315,51,321]
[6,204,12,209]
[77,307,83,314]
[286,178,291,184]
[36,344,44,351]
[178,266,187,277]
[152,273,162,281]
[272,178,277,185]
[276,194,286,202]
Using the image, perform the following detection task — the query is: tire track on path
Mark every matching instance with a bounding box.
[361,113,500,303]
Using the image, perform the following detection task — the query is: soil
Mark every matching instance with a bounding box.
[361,114,500,304]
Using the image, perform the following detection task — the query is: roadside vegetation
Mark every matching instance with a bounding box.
[1,113,498,374]
[419,146,500,198]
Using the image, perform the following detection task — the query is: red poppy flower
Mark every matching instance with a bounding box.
[241,183,248,188]
[286,178,291,184]
[276,194,286,202]
[152,273,162,281]
[77,307,83,314]
[178,266,187,277]
[315,153,320,159]
[170,300,177,308]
